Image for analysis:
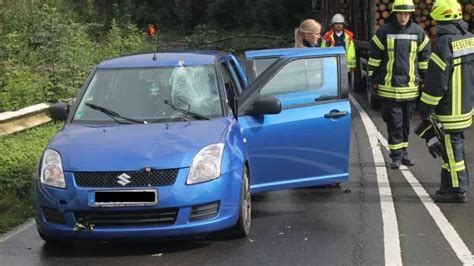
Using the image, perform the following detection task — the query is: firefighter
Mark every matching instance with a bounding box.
[418,0,473,203]
[368,0,431,169]
[322,13,356,70]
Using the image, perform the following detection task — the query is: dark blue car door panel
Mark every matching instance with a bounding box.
[239,47,351,193]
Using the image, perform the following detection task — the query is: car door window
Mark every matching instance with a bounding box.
[228,58,246,92]
[254,58,278,76]
[260,57,338,105]
[220,63,238,115]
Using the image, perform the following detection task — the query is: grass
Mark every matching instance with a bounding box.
[0,122,63,234]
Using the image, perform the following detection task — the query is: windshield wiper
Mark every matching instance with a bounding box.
[85,103,147,124]
[164,98,210,121]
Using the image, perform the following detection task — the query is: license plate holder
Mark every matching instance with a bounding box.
[89,189,157,207]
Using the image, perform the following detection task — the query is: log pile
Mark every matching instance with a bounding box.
[335,0,474,36]
[374,0,474,35]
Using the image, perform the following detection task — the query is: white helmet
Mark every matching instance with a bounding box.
[331,13,345,24]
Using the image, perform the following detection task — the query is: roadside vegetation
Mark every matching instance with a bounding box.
[0,122,63,233]
[0,0,311,233]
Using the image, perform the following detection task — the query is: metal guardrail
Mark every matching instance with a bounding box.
[0,103,51,136]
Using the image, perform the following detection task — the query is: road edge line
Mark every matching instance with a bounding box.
[350,95,473,265]
[350,95,403,265]
[0,218,35,244]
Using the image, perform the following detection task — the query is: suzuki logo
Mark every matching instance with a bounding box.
[117,173,132,186]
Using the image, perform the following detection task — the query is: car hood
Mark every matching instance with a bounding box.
[49,119,229,172]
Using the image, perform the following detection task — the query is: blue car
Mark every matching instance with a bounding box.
[34,47,351,242]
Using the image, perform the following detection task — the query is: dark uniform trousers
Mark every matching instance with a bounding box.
[440,132,469,193]
[381,100,415,161]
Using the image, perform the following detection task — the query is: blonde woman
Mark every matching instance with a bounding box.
[294,19,322,48]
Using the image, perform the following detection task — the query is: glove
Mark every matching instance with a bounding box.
[426,136,444,158]
[368,75,378,89]
[415,120,444,158]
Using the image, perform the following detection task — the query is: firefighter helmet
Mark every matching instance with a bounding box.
[430,0,463,21]
[331,13,345,24]
[391,0,416,13]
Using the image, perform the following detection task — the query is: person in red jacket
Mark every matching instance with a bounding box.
[322,13,356,70]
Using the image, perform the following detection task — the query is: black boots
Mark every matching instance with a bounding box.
[434,191,468,203]
[401,158,414,166]
[390,158,414,169]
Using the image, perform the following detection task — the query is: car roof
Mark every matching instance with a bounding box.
[97,51,221,69]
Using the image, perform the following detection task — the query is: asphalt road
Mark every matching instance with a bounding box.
[0,90,472,266]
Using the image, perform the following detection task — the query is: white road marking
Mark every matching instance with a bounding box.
[0,219,34,243]
[350,95,403,265]
[350,95,474,265]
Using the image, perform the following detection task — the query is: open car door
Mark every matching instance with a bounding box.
[239,47,351,193]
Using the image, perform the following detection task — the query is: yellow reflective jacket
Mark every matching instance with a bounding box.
[322,28,356,70]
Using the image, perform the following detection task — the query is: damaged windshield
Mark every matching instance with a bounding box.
[73,65,221,123]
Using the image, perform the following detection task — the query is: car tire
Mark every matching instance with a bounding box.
[367,83,380,109]
[228,167,251,238]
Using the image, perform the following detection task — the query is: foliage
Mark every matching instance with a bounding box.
[0,1,150,112]
[0,122,63,233]
[186,24,293,52]
[0,64,45,111]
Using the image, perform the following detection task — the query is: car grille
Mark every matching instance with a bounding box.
[42,207,67,225]
[190,202,219,221]
[74,169,179,187]
[74,208,178,227]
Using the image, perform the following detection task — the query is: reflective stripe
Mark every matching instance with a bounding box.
[437,110,474,121]
[419,124,433,138]
[442,119,473,130]
[453,47,474,57]
[385,38,395,86]
[378,85,418,93]
[387,34,417,40]
[452,59,462,115]
[389,142,405,150]
[418,61,428,70]
[368,58,381,67]
[442,161,466,172]
[372,35,385,50]
[378,90,418,100]
[430,53,447,71]
[444,134,459,188]
[418,36,430,52]
[408,41,417,88]
[451,37,474,56]
[420,92,442,106]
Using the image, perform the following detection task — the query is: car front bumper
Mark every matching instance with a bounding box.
[33,167,243,239]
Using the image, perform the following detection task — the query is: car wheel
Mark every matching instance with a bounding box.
[366,83,380,109]
[229,167,251,238]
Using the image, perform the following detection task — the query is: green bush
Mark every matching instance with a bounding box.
[0,65,45,111]
[0,122,63,233]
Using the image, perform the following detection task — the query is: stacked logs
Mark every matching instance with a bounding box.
[373,0,474,35]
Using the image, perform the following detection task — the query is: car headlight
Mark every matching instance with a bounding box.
[40,149,66,189]
[187,143,224,185]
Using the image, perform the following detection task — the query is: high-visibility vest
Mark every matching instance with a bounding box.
[322,29,356,70]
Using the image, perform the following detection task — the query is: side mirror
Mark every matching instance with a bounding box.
[48,102,69,121]
[245,96,281,116]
